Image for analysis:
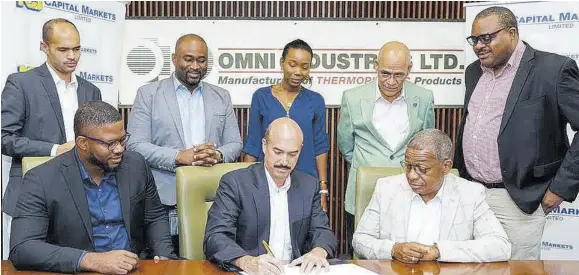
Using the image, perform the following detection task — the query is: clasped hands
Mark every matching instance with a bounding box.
[176,142,221,166]
[235,247,329,275]
[392,242,439,264]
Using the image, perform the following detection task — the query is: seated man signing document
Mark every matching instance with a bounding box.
[204,117,337,275]
[353,129,511,263]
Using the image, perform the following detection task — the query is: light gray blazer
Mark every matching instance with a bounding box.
[353,173,511,263]
[127,77,242,206]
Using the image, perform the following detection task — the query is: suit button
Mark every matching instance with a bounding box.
[390,156,394,160]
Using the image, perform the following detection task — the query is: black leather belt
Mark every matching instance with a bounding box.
[481,181,505,189]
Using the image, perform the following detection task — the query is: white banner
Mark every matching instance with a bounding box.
[0,0,127,259]
[465,1,579,260]
[119,20,465,106]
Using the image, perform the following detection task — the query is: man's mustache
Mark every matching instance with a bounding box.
[274,164,291,170]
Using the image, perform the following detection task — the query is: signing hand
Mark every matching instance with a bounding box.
[234,254,284,275]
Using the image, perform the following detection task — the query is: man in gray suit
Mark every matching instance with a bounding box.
[127,34,242,252]
[1,19,101,227]
[353,129,510,263]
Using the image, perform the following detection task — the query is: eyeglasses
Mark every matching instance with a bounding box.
[400,161,439,175]
[379,70,408,82]
[81,133,131,152]
[466,26,513,46]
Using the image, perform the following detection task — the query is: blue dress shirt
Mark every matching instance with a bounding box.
[74,150,129,270]
[242,86,329,178]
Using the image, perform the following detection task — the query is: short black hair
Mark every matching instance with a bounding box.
[281,39,313,61]
[74,101,122,137]
[475,6,518,31]
[42,18,79,44]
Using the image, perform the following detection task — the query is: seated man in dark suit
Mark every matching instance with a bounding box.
[204,117,337,275]
[9,101,176,274]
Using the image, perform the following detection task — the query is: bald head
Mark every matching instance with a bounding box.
[377,41,412,69]
[264,117,304,144]
[262,118,304,185]
[175,34,207,53]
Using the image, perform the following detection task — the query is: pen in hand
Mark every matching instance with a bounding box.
[262,240,276,258]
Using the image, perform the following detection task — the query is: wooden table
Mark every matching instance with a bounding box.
[3,260,579,274]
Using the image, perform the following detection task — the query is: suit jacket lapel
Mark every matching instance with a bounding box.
[360,83,391,150]
[115,160,132,239]
[252,164,271,254]
[38,63,66,140]
[202,83,213,141]
[439,175,459,240]
[61,152,94,245]
[76,75,88,105]
[287,173,304,259]
[162,77,186,147]
[499,45,535,136]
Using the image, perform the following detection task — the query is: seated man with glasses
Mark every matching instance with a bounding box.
[9,101,177,274]
[337,41,435,222]
[353,129,511,263]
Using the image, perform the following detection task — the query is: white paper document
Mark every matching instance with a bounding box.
[240,263,378,275]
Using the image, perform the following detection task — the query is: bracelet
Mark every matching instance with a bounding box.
[319,189,329,194]
[319,180,328,185]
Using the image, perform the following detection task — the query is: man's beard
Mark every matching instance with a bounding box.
[175,68,206,87]
[88,151,116,172]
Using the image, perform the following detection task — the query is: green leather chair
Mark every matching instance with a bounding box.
[176,162,254,260]
[354,167,460,228]
[21,157,53,178]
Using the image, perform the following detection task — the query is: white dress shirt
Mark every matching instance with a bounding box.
[265,167,293,261]
[372,83,410,150]
[173,74,205,148]
[406,183,444,246]
[47,64,79,156]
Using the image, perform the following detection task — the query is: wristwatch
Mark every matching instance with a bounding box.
[215,150,224,163]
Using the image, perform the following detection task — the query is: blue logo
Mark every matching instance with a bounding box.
[515,12,579,25]
[79,72,113,83]
[550,206,579,217]
[541,241,573,250]
[16,1,116,22]
[81,47,98,55]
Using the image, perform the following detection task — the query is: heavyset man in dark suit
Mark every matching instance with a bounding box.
[455,6,579,260]
[1,18,101,227]
[204,117,337,275]
[9,101,176,274]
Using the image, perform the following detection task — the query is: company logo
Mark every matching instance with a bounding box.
[81,47,98,55]
[541,241,574,251]
[16,1,43,11]
[516,12,578,29]
[16,65,35,73]
[124,38,215,82]
[16,1,116,22]
[550,206,579,217]
[216,48,463,86]
[79,72,114,83]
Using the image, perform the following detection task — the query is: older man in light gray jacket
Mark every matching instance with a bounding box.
[127,34,242,253]
[353,129,511,263]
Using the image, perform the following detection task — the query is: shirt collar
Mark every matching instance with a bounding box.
[46,62,78,86]
[264,166,291,193]
[375,81,406,103]
[73,148,116,186]
[173,73,203,94]
[481,39,526,75]
[411,178,445,202]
